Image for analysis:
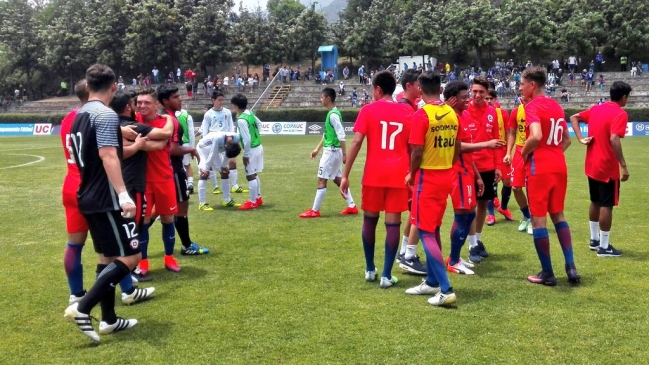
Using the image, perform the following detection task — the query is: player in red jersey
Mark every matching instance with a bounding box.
[444,81,504,274]
[340,71,411,289]
[520,66,579,286]
[569,81,632,257]
[464,77,500,263]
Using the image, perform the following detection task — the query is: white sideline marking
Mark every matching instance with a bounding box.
[0,146,59,153]
[0,154,46,169]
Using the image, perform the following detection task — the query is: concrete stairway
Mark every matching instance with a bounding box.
[261,85,291,108]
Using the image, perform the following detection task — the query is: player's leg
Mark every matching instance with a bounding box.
[210,169,220,194]
[63,191,89,303]
[300,177,328,218]
[136,187,156,276]
[197,173,212,210]
[474,170,494,257]
[418,227,456,306]
[526,175,557,286]
[379,188,409,288]
[497,178,514,221]
[220,166,239,207]
[334,176,357,214]
[229,158,247,193]
[159,179,180,271]
[174,173,209,255]
[547,172,580,283]
[254,146,264,205]
[239,146,262,210]
[183,153,194,194]
[447,170,477,272]
[360,186,381,282]
[587,177,601,250]
[595,178,622,257]
[486,198,496,226]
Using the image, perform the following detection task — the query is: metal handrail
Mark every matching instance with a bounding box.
[251,71,280,111]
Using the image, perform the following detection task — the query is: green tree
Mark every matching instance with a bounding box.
[184,0,233,75]
[233,5,275,75]
[503,0,557,64]
[401,2,442,64]
[268,0,305,25]
[602,0,649,60]
[83,0,131,77]
[294,4,329,72]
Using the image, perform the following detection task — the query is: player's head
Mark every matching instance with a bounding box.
[485,89,498,107]
[230,93,248,114]
[417,71,441,97]
[470,77,490,106]
[136,87,158,120]
[157,84,181,112]
[321,87,336,106]
[85,64,116,95]
[74,79,89,104]
[442,81,469,112]
[400,69,421,99]
[520,66,546,99]
[224,137,242,158]
[110,90,137,119]
[371,71,396,101]
[610,81,632,107]
[211,91,225,109]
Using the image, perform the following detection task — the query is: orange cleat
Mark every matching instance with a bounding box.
[486,214,496,226]
[493,197,500,208]
[299,209,321,218]
[238,200,258,210]
[497,207,515,221]
[255,197,264,206]
[138,258,150,275]
[164,255,181,272]
[340,206,359,215]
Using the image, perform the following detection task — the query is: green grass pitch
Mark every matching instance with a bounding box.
[0,135,648,364]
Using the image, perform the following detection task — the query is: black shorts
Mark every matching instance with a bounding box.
[174,167,189,203]
[589,177,620,207]
[478,170,496,201]
[85,210,141,257]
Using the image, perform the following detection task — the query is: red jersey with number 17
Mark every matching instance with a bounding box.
[353,99,412,188]
[60,109,80,185]
[524,96,567,175]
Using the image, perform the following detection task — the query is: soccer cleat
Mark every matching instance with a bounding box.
[565,263,581,283]
[399,255,427,275]
[68,292,85,306]
[299,209,321,218]
[212,188,222,194]
[527,271,557,286]
[121,286,155,305]
[459,257,474,269]
[231,186,249,193]
[493,197,500,208]
[181,242,210,255]
[518,219,530,232]
[497,207,515,221]
[486,215,496,226]
[365,269,377,282]
[597,245,622,257]
[468,247,482,263]
[405,280,440,295]
[131,268,152,282]
[164,255,181,272]
[222,200,242,207]
[238,200,258,210]
[428,291,457,306]
[527,223,533,235]
[446,257,475,275]
[98,317,138,335]
[340,206,359,215]
[477,240,489,258]
[198,203,214,211]
[379,276,399,289]
[589,239,600,251]
[138,258,149,276]
[64,302,99,342]
[187,184,194,195]
[255,197,264,206]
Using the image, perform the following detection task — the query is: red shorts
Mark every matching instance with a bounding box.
[451,171,477,210]
[511,150,526,188]
[361,186,409,213]
[145,179,178,217]
[527,172,567,216]
[411,169,454,232]
[62,190,88,233]
[500,163,513,181]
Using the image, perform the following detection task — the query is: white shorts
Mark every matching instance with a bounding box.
[199,152,230,174]
[245,145,264,175]
[318,147,343,180]
[182,153,191,166]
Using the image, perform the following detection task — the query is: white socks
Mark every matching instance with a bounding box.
[210,171,218,189]
[222,179,231,202]
[399,236,409,255]
[256,177,261,198]
[344,188,355,207]
[405,244,418,260]
[230,169,238,189]
[468,235,478,249]
[248,179,259,202]
[600,231,610,249]
[476,232,482,241]
[313,188,326,211]
[589,221,600,241]
[198,179,207,205]
[187,176,194,186]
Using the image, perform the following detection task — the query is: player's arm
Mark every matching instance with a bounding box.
[473,161,484,196]
[187,114,196,147]
[122,134,146,159]
[492,111,502,182]
[339,131,364,197]
[330,113,348,162]
[521,122,542,160]
[610,115,630,181]
[461,139,503,153]
[504,110,517,163]
[201,112,211,137]
[569,111,591,144]
[311,137,324,159]
[227,110,236,133]
[97,114,134,215]
[238,118,252,163]
[146,114,174,140]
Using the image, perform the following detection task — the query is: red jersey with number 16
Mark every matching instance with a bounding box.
[353,99,412,188]
[524,96,567,175]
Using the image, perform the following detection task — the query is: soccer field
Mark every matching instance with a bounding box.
[1,135,648,364]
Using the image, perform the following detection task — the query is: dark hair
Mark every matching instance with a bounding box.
[231,93,248,109]
[109,90,133,115]
[372,71,396,96]
[471,76,490,91]
[211,90,225,100]
[224,138,242,158]
[157,84,179,104]
[400,69,420,88]
[442,81,469,100]
[85,64,115,92]
[74,79,88,102]
[488,89,498,98]
[418,71,441,96]
[322,87,336,102]
[610,81,632,102]
[137,87,157,100]
[205,104,212,110]
[521,66,547,86]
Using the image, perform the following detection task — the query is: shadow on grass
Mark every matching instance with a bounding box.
[146,266,209,282]
[619,249,649,261]
[456,286,496,304]
[471,252,524,279]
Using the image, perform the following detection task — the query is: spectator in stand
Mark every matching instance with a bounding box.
[598,75,605,90]
[595,51,604,72]
[339,81,345,96]
[152,66,159,83]
[176,68,181,83]
[569,72,574,85]
[358,65,365,84]
[350,88,358,107]
[620,56,628,72]
[561,88,569,102]
[185,80,193,98]
[343,66,349,80]
[263,64,270,82]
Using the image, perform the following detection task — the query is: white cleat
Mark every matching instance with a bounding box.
[428,291,457,306]
[121,287,155,305]
[405,280,440,295]
[365,269,377,282]
[64,302,99,342]
[379,276,398,289]
[459,257,474,269]
[68,294,85,306]
[99,317,138,335]
[527,223,534,235]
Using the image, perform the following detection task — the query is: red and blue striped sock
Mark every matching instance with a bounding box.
[420,229,451,293]
[555,221,574,265]
[532,227,553,272]
[361,215,379,272]
[382,223,401,279]
[64,243,84,296]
